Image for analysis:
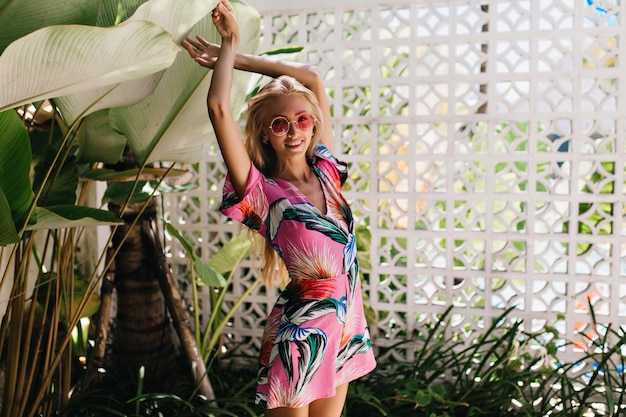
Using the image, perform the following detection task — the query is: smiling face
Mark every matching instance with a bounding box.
[244,76,324,177]
[263,94,316,162]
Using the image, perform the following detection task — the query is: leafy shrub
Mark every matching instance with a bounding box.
[345,304,626,417]
[66,304,625,417]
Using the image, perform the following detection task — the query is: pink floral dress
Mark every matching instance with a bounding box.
[220,145,376,409]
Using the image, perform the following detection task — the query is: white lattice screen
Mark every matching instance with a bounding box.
[165,0,626,363]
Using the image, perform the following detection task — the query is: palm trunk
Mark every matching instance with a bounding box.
[108,198,179,389]
[92,146,215,399]
[145,226,216,400]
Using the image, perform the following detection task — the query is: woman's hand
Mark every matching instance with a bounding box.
[211,0,239,41]
[182,0,239,69]
[182,35,220,69]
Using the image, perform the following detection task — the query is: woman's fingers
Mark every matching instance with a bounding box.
[182,36,217,56]
[185,37,200,48]
[181,42,199,58]
[212,0,237,30]
[212,2,223,21]
[195,35,211,47]
[221,0,233,13]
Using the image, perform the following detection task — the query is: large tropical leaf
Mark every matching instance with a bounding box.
[76,110,127,164]
[96,0,146,27]
[207,232,253,277]
[130,0,219,42]
[0,0,100,55]
[102,180,197,204]
[81,167,190,181]
[109,0,261,165]
[26,206,123,230]
[32,149,79,208]
[0,20,180,113]
[0,189,19,246]
[0,110,35,238]
[164,220,226,287]
[37,272,102,322]
[55,0,220,124]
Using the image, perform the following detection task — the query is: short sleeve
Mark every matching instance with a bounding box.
[314,145,349,187]
[219,164,268,231]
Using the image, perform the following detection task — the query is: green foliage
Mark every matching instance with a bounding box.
[64,362,263,417]
[102,179,198,205]
[165,221,259,365]
[0,110,36,244]
[345,306,532,416]
[64,303,626,417]
[345,305,626,417]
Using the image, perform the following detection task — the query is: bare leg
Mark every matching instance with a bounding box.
[263,383,349,417]
[264,405,309,417]
[309,383,349,417]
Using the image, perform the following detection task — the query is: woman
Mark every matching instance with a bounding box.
[183,1,376,416]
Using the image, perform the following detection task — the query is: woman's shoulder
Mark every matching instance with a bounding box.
[314,143,332,158]
[314,144,348,184]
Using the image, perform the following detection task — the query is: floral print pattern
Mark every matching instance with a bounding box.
[220,145,376,409]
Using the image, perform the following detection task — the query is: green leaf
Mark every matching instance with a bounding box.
[0,189,19,246]
[56,0,221,124]
[109,0,261,165]
[97,0,146,27]
[27,206,123,230]
[102,182,154,205]
[76,110,126,164]
[102,180,197,204]
[414,390,432,407]
[0,110,36,230]
[32,151,79,208]
[262,46,305,56]
[0,0,100,55]
[356,224,372,270]
[0,20,180,113]
[164,221,226,287]
[429,384,447,398]
[37,273,101,322]
[208,232,252,276]
[129,0,219,42]
[81,167,190,182]
[194,258,227,287]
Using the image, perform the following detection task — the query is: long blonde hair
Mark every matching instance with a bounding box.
[244,75,325,287]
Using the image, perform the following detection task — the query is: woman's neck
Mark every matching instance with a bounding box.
[272,157,311,182]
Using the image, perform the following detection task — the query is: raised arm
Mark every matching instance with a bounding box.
[187,1,251,198]
[183,37,334,152]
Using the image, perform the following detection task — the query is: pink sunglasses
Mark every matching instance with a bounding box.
[268,113,315,136]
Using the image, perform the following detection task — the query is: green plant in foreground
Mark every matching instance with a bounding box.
[65,303,625,417]
[346,306,539,416]
[514,303,626,417]
[346,304,625,417]
[164,222,261,366]
[64,363,262,417]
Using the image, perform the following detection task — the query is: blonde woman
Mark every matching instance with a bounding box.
[183,1,376,416]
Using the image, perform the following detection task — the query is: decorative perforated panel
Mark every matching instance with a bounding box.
[165,0,626,363]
